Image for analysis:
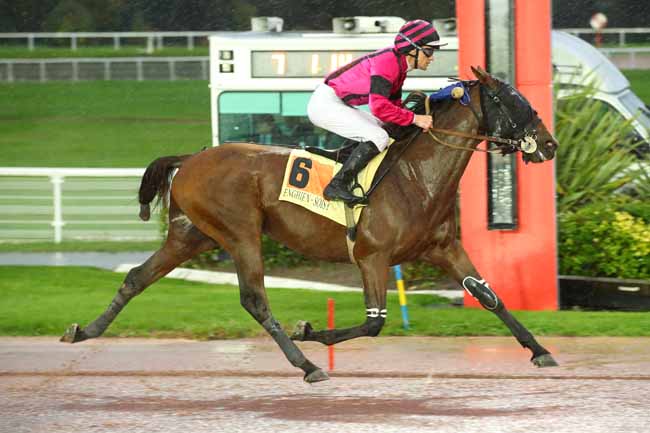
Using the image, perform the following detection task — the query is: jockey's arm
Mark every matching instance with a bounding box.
[368,75,414,126]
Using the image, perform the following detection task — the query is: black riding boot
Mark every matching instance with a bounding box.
[323,141,380,205]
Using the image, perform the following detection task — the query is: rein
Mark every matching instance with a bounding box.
[427,128,518,154]
[422,87,530,155]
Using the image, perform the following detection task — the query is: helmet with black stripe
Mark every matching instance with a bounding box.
[394,19,447,54]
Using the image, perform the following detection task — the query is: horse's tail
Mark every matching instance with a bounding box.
[137,155,191,221]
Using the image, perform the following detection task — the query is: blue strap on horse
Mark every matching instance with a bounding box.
[428,82,471,105]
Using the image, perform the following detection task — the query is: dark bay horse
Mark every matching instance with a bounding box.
[61,66,559,382]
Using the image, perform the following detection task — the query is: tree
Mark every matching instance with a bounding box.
[0,0,59,31]
[43,0,95,32]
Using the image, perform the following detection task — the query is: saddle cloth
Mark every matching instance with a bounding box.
[278,148,388,226]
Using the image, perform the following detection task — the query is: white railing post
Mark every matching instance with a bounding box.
[71,35,77,51]
[146,36,154,54]
[188,35,194,50]
[1,167,158,243]
[28,34,34,51]
[0,57,211,82]
[113,36,120,50]
[619,31,625,46]
[50,175,64,243]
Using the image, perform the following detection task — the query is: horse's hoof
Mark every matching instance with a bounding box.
[60,323,84,343]
[304,368,330,383]
[532,353,559,367]
[139,204,150,221]
[290,321,312,341]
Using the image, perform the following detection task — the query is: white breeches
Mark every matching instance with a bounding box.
[307,83,391,151]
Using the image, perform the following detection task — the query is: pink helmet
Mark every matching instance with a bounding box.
[394,20,447,54]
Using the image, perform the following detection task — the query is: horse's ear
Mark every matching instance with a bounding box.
[471,65,497,87]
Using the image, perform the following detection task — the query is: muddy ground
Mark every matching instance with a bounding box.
[2,336,650,433]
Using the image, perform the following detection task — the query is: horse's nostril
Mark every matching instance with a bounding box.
[546,141,557,151]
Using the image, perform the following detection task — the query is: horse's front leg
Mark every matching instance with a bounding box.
[422,241,558,367]
[292,253,389,346]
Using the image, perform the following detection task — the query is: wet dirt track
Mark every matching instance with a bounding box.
[2,336,650,433]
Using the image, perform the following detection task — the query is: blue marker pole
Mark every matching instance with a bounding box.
[392,265,409,330]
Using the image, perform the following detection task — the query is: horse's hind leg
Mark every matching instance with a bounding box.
[423,241,558,367]
[228,236,329,383]
[291,253,390,346]
[61,203,217,343]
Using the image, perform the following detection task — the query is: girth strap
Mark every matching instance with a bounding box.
[344,206,357,264]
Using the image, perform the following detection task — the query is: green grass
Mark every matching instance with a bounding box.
[2,266,650,338]
[0,46,208,59]
[0,241,161,252]
[0,81,211,167]
[624,70,650,105]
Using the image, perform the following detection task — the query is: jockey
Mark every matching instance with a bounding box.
[307,19,446,205]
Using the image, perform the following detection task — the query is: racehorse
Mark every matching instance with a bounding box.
[61,66,559,382]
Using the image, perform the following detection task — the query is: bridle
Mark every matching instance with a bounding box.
[363,81,544,201]
[424,81,541,155]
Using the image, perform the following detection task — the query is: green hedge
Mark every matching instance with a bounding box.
[619,199,650,222]
[559,200,650,279]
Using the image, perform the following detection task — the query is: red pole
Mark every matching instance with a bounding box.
[513,0,557,310]
[457,0,557,310]
[595,31,602,47]
[327,298,335,371]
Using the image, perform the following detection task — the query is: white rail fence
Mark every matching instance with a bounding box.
[0,168,162,243]
[0,31,218,52]
[1,49,647,83]
[1,28,649,50]
[0,56,209,82]
[561,27,650,46]
[600,47,650,70]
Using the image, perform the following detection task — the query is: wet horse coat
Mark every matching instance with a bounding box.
[61,67,559,382]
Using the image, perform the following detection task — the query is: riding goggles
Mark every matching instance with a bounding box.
[421,46,438,57]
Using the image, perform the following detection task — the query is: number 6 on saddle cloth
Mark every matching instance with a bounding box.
[278,145,391,228]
